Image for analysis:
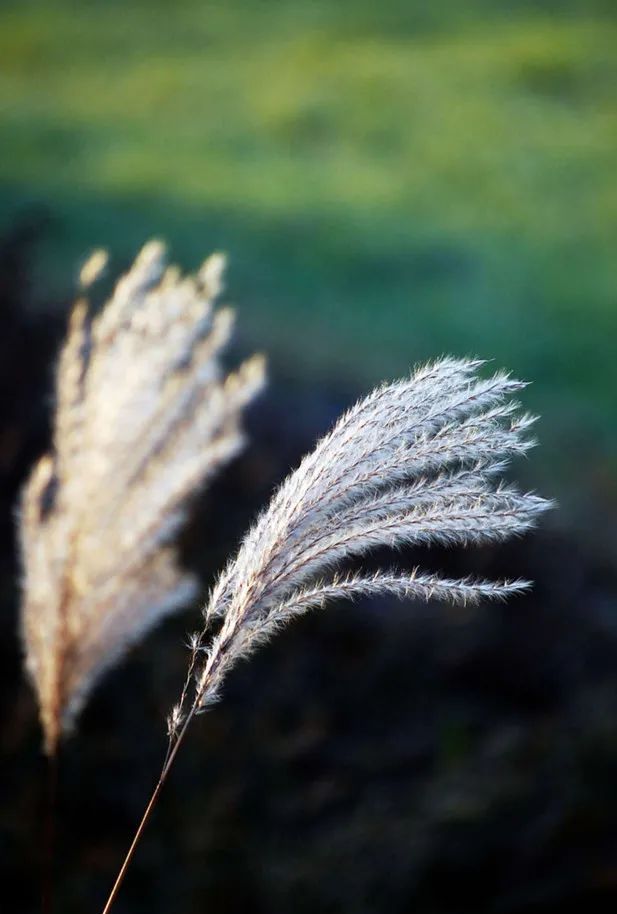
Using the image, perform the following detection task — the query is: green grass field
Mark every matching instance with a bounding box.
[1,0,616,487]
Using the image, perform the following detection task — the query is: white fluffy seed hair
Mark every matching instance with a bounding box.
[170,358,551,734]
[19,240,266,753]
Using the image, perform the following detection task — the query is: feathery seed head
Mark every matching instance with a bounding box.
[180,358,551,718]
[19,241,266,753]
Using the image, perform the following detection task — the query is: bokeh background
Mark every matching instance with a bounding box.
[1,1,616,912]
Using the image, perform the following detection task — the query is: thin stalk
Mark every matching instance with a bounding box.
[42,749,59,914]
[99,703,197,914]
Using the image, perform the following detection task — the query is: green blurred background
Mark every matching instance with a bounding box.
[1,0,616,499]
[2,6,617,912]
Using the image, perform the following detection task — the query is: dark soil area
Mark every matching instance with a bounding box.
[1,219,617,914]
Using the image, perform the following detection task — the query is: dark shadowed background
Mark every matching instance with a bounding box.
[1,1,616,912]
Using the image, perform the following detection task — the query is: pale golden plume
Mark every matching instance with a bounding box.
[19,241,266,753]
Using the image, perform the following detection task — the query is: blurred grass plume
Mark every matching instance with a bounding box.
[19,240,265,754]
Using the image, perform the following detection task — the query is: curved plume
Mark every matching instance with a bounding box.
[170,358,551,733]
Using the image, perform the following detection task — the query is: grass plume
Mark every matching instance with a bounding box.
[19,240,265,755]
[176,358,550,719]
[100,356,551,913]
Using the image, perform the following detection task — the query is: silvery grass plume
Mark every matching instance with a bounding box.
[169,357,551,735]
[101,358,551,914]
[19,241,266,754]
